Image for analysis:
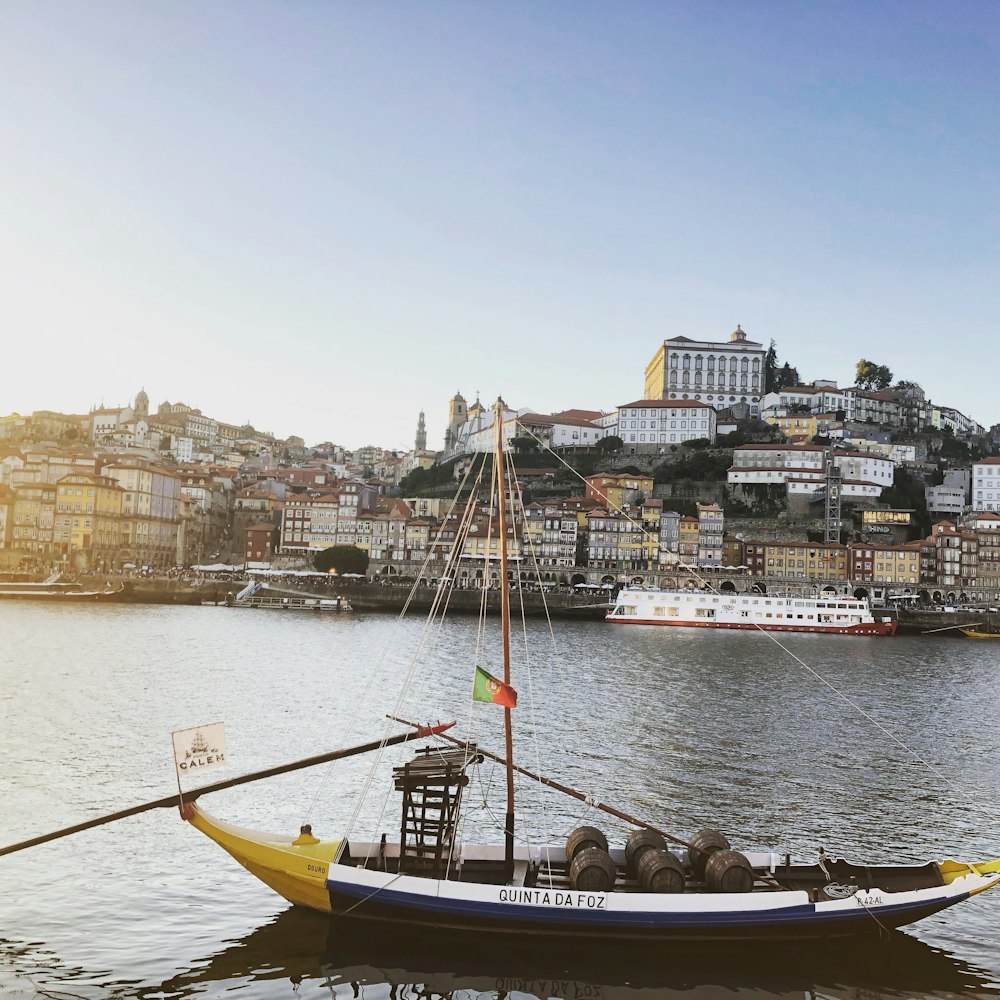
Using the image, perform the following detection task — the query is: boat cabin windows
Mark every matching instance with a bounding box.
[695,607,714,618]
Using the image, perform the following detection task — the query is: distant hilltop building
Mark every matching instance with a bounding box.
[443,392,496,456]
[644,325,767,418]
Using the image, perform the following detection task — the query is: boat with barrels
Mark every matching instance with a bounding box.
[606,587,897,635]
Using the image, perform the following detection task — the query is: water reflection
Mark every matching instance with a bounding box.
[140,906,999,1000]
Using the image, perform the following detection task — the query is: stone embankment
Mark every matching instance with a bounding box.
[893,607,1000,636]
[70,575,997,636]
[79,575,237,605]
[339,583,611,619]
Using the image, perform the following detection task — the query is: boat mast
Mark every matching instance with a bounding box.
[494,397,515,882]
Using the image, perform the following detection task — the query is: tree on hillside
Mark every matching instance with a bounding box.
[876,469,931,534]
[764,340,779,393]
[774,362,800,390]
[314,545,370,575]
[855,359,893,391]
[509,435,538,454]
[764,340,800,393]
[597,434,623,454]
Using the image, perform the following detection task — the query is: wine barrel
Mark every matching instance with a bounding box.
[565,825,608,861]
[704,849,754,893]
[569,847,617,892]
[636,848,685,894]
[624,829,668,879]
[687,828,731,880]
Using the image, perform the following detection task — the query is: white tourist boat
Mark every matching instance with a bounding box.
[606,587,897,636]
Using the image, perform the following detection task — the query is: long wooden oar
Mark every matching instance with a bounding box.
[389,714,701,854]
[0,722,454,858]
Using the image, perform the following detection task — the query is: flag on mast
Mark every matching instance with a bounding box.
[472,666,517,708]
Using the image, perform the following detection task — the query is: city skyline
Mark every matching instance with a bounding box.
[2,3,998,450]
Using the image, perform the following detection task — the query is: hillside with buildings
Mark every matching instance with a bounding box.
[2,326,1000,603]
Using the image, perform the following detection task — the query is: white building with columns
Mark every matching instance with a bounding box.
[644,326,767,417]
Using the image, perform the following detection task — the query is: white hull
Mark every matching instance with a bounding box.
[607,589,896,636]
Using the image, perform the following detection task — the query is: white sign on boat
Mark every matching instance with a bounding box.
[172,722,227,774]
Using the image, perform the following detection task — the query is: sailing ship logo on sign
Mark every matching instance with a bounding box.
[172,722,226,773]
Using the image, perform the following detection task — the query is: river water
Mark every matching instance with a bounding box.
[1,602,999,999]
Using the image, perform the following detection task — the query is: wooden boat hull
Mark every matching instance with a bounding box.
[323,862,989,942]
[961,629,1000,639]
[185,805,1000,943]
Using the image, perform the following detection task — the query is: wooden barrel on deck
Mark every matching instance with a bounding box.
[688,828,731,880]
[637,848,685,893]
[625,828,668,879]
[569,846,617,892]
[704,849,754,893]
[565,825,608,861]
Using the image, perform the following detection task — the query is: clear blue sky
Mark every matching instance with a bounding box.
[1,2,997,450]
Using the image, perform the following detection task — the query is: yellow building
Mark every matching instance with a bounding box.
[640,502,662,567]
[404,519,431,563]
[584,473,655,511]
[101,459,181,569]
[12,482,57,554]
[765,414,819,441]
[678,516,699,565]
[55,473,124,570]
[764,541,848,581]
[873,545,921,585]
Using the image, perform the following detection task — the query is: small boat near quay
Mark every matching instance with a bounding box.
[225,580,352,612]
[0,576,121,601]
[960,627,1000,639]
[607,587,897,636]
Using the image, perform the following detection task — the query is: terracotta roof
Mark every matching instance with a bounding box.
[734,444,824,452]
[729,466,825,475]
[619,399,716,410]
[551,409,605,421]
[534,414,601,428]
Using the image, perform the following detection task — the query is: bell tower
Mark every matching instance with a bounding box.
[415,411,427,451]
[445,392,467,451]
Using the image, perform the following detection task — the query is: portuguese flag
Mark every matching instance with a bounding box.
[472,665,517,708]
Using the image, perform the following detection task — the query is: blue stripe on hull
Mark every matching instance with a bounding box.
[326,879,967,939]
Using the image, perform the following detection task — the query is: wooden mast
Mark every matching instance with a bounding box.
[495,396,515,882]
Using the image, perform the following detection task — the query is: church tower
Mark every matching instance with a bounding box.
[134,387,149,419]
[415,410,427,451]
[444,391,467,451]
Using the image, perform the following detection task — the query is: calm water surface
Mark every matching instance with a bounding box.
[1,603,999,998]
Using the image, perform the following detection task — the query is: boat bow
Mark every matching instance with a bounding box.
[183,802,339,913]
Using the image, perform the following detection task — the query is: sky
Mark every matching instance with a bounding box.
[1,2,998,451]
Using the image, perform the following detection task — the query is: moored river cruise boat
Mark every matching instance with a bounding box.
[607,588,897,636]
